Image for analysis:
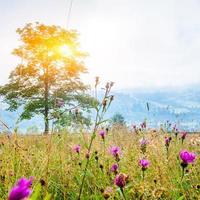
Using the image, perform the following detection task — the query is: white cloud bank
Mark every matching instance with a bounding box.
[0,0,200,89]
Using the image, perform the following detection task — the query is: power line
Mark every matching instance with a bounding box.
[66,0,74,29]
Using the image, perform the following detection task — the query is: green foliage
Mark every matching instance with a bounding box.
[111,113,126,125]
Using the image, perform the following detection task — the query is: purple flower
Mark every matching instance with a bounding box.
[110,164,118,173]
[110,146,121,157]
[139,138,148,154]
[140,121,146,129]
[103,187,113,199]
[180,150,196,165]
[181,132,187,140]
[72,144,81,154]
[99,130,106,140]
[114,173,128,188]
[165,136,172,147]
[139,159,150,170]
[8,177,33,200]
[139,138,148,146]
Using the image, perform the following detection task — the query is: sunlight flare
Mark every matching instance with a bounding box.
[59,44,73,57]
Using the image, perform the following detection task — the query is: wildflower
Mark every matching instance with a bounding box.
[141,121,146,129]
[99,164,104,171]
[8,177,33,200]
[110,164,118,174]
[73,144,81,154]
[180,150,196,166]
[165,136,172,158]
[179,150,196,179]
[95,155,99,161]
[165,136,172,148]
[99,130,106,140]
[102,99,107,109]
[85,152,90,159]
[103,187,113,199]
[139,138,148,154]
[140,138,148,146]
[181,132,187,144]
[39,179,46,186]
[110,146,121,161]
[114,173,128,188]
[132,125,136,129]
[132,124,138,134]
[139,159,150,171]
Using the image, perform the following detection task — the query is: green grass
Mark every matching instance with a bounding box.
[0,128,199,199]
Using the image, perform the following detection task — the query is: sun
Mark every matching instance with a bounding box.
[59,44,73,57]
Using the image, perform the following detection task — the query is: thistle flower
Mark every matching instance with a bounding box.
[103,187,113,199]
[114,173,128,188]
[85,152,90,159]
[165,136,172,148]
[141,121,146,129]
[181,132,187,144]
[73,144,81,154]
[139,159,150,170]
[179,150,196,179]
[110,146,121,158]
[139,138,148,154]
[8,177,33,200]
[140,138,148,146]
[99,130,106,140]
[180,150,196,166]
[110,163,118,174]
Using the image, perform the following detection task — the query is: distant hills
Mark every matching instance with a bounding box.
[105,86,200,131]
[1,86,200,132]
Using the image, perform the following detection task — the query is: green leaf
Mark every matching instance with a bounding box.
[30,183,42,200]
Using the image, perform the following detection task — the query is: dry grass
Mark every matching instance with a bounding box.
[0,128,199,199]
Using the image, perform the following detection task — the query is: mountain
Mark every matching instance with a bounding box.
[1,86,200,132]
[104,86,200,131]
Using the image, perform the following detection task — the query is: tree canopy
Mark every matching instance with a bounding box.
[0,23,96,133]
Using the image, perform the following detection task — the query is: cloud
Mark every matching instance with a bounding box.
[1,0,200,89]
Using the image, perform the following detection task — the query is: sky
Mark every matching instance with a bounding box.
[0,0,200,90]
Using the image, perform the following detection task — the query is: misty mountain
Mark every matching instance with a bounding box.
[1,86,200,132]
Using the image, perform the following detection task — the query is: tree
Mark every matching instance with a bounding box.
[111,113,126,126]
[0,23,96,134]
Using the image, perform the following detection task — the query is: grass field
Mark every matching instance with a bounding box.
[0,127,200,200]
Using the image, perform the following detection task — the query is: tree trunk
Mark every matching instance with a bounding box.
[44,65,49,135]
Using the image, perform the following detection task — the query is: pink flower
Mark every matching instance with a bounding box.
[110,146,121,157]
[72,144,81,154]
[180,150,196,165]
[8,177,33,200]
[181,132,187,140]
[114,173,128,188]
[165,136,172,147]
[110,164,118,173]
[139,138,148,146]
[140,121,146,129]
[99,130,106,140]
[139,159,150,170]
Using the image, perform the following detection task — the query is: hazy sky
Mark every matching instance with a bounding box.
[0,0,200,89]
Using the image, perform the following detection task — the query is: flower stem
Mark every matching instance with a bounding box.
[120,188,127,200]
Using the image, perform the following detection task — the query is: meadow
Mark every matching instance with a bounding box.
[0,126,199,200]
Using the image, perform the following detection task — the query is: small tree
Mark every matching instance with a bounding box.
[111,113,126,126]
[0,23,95,134]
